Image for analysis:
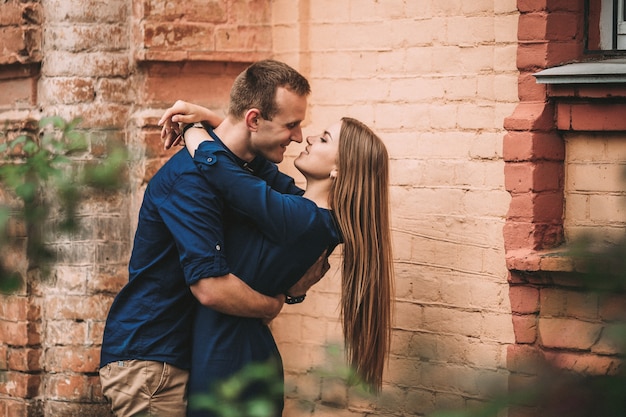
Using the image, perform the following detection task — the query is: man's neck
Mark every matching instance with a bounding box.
[213,118,255,162]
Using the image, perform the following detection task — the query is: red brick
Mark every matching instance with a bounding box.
[510,285,540,314]
[0,372,41,398]
[143,23,216,49]
[97,78,135,104]
[503,131,564,162]
[46,374,92,401]
[3,399,29,417]
[505,161,562,193]
[7,347,41,372]
[143,130,172,159]
[533,191,564,222]
[88,321,106,345]
[503,102,555,132]
[564,102,626,131]
[599,294,626,321]
[503,222,563,252]
[533,161,563,192]
[0,344,7,370]
[549,83,626,99]
[45,346,101,373]
[141,61,238,106]
[0,296,28,321]
[45,24,128,53]
[545,12,580,41]
[0,320,28,346]
[45,294,112,321]
[45,320,87,345]
[88,265,127,294]
[512,315,538,343]
[546,41,584,67]
[505,162,535,193]
[538,317,602,350]
[215,25,272,52]
[0,2,22,26]
[518,13,549,41]
[518,0,579,13]
[0,78,36,108]
[543,351,621,375]
[516,43,549,71]
[0,27,26,65]
[41,78,95,104]
[45,0,127,23]
[519,71,547,102]
[507,344,545,374]
[503,223,538,251]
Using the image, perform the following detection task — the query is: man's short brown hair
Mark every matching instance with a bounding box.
[228,60,311,120]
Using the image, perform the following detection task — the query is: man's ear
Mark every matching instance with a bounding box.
[245,109,261,131]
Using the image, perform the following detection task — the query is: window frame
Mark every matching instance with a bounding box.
[585,0,626,53]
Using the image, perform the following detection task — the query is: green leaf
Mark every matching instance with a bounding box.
[40,116,66,130]
[15,182,37,201]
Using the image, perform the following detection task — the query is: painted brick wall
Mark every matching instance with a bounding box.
[270,1,518,415]
[5,1,620,417]
[565,134,626,245]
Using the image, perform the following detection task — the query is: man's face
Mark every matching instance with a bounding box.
[250,87,307,163]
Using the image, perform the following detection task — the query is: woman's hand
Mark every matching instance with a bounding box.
[158,100,225,150]
[286,250,330,298]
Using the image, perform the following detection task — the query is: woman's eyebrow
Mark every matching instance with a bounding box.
[324,130,334,140]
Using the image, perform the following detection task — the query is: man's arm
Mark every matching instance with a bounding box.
[192,274,285,322]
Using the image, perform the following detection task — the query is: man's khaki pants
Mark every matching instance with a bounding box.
[99,360,189,417]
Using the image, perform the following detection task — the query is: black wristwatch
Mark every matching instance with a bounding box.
[182,122,204,138]
[285,294,306,304]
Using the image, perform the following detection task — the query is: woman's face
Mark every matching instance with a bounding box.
[294,120,341,180]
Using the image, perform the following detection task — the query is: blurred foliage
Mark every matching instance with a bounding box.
[0,116,127,293]
[189,359,284,417]
[189,345,372,417]
[431,232,626,417]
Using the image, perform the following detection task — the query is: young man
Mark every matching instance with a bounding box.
[99,60,324,417]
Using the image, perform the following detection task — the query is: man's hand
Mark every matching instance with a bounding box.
[286,250,330,298]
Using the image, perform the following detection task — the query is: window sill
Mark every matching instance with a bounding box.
[534,59,626,84]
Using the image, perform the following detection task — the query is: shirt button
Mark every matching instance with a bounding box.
[207,157,213,163]
[215,244,221,251]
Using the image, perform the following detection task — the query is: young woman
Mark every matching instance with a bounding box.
[162,105,394,415]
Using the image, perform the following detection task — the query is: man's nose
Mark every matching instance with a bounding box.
[291,127,303,143]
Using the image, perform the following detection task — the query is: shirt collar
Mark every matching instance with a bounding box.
[205,125,263,173]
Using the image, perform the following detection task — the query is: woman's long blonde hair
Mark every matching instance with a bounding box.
[329,117,394,391]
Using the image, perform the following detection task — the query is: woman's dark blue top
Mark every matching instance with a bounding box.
[188,140,341,417]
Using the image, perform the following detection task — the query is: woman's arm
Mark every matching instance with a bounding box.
[194,141,316,243]
[158,100,224,149]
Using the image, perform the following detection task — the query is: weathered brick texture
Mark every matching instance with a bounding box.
[0,0,623,416]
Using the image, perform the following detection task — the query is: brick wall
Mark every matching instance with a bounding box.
[272,1,519,415]
[505,1,626,416]
[2,0,621,416]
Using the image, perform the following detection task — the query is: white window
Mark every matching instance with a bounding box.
[591,0,626,51]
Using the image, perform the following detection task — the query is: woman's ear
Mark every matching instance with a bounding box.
[245,109,261,131]
[330,168,338,179]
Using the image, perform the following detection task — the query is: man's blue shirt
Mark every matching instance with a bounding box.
[100,141,303,370]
